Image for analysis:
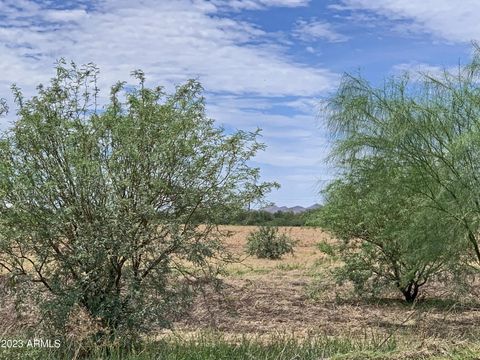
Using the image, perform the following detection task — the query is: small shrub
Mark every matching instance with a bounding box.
[317,241,336,257]
[246,226,296,259]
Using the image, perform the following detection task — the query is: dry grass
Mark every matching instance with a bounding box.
[174,225,480,353]
[2,225,480,358]
[222,225,332,276]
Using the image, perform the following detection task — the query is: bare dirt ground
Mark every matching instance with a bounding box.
[175,226,480,348]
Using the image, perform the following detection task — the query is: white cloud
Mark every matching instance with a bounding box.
[0,0,332,206]
[203,92,331,206]
[391,62,466,86]
[337,0,480,43]
[293,18,348,43]
[392,62,446,79]
[212,0,310,11]
[0,0,336,99]
[43,9,89,22]
[206,95,330,169]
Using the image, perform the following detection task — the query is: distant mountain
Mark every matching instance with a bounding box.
[261,203,321,214]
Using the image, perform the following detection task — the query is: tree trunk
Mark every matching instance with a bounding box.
[400,282,419,303]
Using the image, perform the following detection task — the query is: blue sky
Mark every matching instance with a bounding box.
[0,0,476,206]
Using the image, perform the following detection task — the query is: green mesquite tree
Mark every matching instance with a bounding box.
[0,61,276,339]
[311,47,480,302]
[324,46,480,266]
[310,157,465,302]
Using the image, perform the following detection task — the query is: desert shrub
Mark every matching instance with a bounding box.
[0,61,276,341]
[316,241,336,257]
[246,226,296,259]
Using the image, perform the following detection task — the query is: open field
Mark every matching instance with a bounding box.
[171,226,480,358]
[2,225,480,359]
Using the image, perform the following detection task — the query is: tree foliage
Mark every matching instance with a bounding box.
[218,209,313,227]
[310,46,480,301]
[310,159,465,302]
[325,47,480,265]
[0,61,275,339]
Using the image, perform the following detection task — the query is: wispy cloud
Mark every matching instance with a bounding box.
[392,62,446,78]
[0,0,336,98]
[0,0,337,206]
[336,0,480,43]
[212,0,310,11]
[293,18,349,43]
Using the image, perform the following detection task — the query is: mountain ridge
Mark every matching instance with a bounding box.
[260,204,321,214]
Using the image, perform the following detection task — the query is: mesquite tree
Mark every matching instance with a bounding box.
[311,47,480,301]
[0,61,275,338]
[324,46,480,266]
[310,158,465,302]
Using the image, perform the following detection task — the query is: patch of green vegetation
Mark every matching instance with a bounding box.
[275,263,304,271]
[226,267,272,277]
[0,333,397,360]
[5,333,480,360]
[0,61,277,341]
[441,345,480,360]
[305,257,337,278]
[246,226,297,260]
[218,209,319,227]
[317,241,337,258]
